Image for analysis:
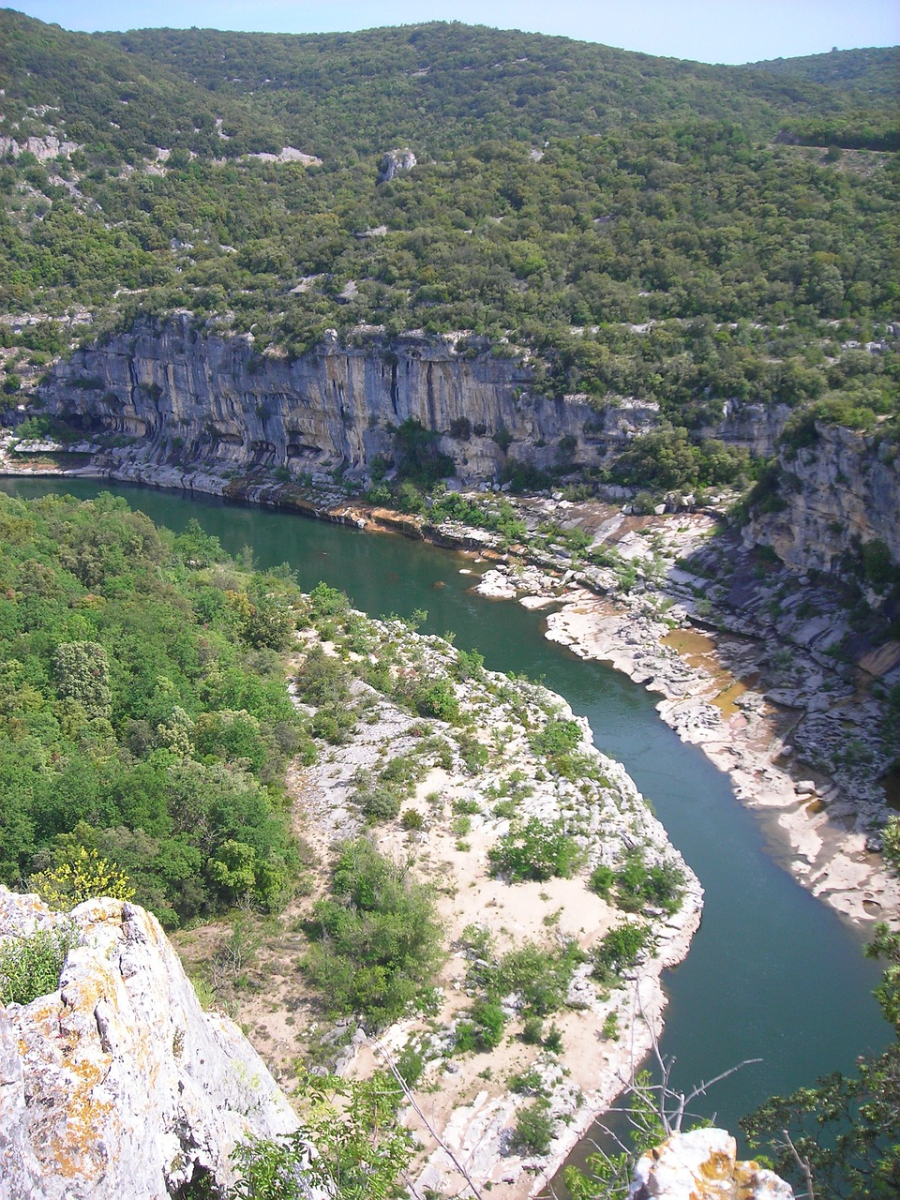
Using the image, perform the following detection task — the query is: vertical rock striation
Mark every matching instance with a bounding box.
[743,423,900,579]
[38,316,656,484]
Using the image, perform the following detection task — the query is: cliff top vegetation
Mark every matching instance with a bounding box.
[0,12,896,441]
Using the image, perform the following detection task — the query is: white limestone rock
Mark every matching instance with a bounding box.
[629,1128,794,1199]
[378,148,417,182]
[0,889,308,1200]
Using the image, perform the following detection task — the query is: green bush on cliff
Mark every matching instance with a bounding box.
[0,925,81,1006]
[302,838,443,1027]
[488,818,582,882]
[614,851,686,915]
[592,921,652,983]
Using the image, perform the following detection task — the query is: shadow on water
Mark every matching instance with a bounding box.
[2,478,890,1173]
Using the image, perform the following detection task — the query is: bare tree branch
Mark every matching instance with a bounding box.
[374,1045,486,1200]
[782,1129,816,1200]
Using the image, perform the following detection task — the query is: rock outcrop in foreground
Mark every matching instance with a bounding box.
[0,889,302,1200]
[630,1128,794,1200]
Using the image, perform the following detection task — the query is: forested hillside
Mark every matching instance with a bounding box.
[0,11,897,451]
[0,491,311,928]
[98,22,889,155]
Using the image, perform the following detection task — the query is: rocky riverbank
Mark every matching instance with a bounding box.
[173,605,702,1200]
[1,435,896,927]
[467,502,900,929]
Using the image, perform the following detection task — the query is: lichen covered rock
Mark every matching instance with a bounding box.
[0,888,301,1199]
[629,1128,794,1199]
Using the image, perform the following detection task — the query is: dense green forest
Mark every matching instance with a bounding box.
[0,12,897,444]
[0,490,315,927]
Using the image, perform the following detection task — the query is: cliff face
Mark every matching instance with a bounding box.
[40,316,612,482]
[38,317,697,485]
[39,317,796,487]
[0,889,306,1200]
[744,423,900,578]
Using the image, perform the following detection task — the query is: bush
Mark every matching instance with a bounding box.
[449,416,472,440]
[471,998,506,1050]
[394,419,455,485]
[521,1015,544,1045]
[458,733,489,772]
[360,786,402,822]
[493,938,583,1015]
[512,1098,556,1156]
[413,678,460,723]
[615,851,685,915]
[29,845,135,910]
[592,921,652,983]
[543,1022,564,1053]
[0,925,80,1005]
[489,818,582,883]
[588,864,615,899]
[510,1065,544,1092]
[303,839,443,1027]
[529,719,582,763]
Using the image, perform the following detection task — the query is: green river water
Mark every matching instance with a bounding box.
[2,477,890,1167]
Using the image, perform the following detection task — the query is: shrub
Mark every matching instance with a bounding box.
[29,846,135,910]
[543,1022,564,1053]
[592,921,652,983]
[615,851,685,915]
[453,798,481,816]
[458,733,489,772]
[588,864,615,899]
[521,1015,544,1045]
[413,678,460,723]
[512,1098,556,1156]
[510,1066,544,1093]
[307,581,351,621]
[230,1071,412,1200]
[470,998,506,1050]
[454,648,485,682]
[488,818,582,883]
[394,419,454,485]
[449,417,472,440]
[400,809,424,831]
[498,459,551,494]
[529,719,582,762]
[360,786,402,822]
[453,1021,475,1053]
[494,938,583,1015]
[303,839,442,1027]
[395,1040,427,1088]
[0,925,80,1005]
[380,753,421,792]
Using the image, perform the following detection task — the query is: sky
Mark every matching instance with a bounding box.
[7,1,900,64]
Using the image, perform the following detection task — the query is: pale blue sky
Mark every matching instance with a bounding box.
[9,1,900,64]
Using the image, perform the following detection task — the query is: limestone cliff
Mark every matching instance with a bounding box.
[743,422,900,581]
[37,316,663,485]
[0,888,306,1200]
[37,317,798,489]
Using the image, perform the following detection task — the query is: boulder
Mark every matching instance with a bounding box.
[629,1128,793,1199]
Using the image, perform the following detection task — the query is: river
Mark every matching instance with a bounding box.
[2,477,890,1170]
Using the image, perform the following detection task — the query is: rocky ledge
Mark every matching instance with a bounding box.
[476,527,899,929]
[0,888,304,1200]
